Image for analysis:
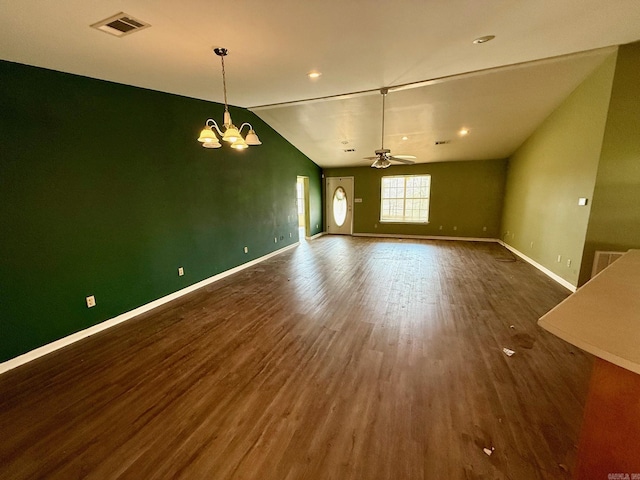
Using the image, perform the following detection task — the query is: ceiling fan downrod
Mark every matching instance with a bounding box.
[380,87,388,150]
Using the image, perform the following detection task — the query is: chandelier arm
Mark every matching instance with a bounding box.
[206,119,224,136]
[238,123,254,134]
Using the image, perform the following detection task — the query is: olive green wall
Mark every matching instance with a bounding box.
[579,42,640,285]
[0,60,322,362]
[500,55,617,287]
[324,160,507,238]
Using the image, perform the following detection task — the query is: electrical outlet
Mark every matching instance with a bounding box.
[483,226,487,232]
[530,241,534,248]
[244,246,248,254]
[274,237,277,243]
[453,226,457,231]
[439,225,443,230]
[86,295,96,308]
[557,255,562,263]
[567,259,571,267]
[289,232,292,238]
[178,267,184,276]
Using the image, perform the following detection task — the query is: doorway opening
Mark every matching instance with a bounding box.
[296,176,311,240]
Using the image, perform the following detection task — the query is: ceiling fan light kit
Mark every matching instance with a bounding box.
[366,88,416,169]
[197,47,262,150]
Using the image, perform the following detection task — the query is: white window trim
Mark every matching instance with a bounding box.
[380,174,431,224]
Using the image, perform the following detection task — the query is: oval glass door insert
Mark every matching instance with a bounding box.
[333,187,347,227]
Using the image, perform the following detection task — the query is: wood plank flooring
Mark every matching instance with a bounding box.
[0,237,592,479]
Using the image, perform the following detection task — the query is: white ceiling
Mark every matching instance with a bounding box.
[1,1,639,168]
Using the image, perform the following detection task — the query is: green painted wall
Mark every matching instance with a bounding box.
[0,60,322,362]
[324,160,507,238]
[501,55,617,287]
[579,42,640,285]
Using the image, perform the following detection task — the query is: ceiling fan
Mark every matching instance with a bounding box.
[365,88,416,169]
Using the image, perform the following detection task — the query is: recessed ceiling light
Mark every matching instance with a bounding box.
[473,35,495,45]
[459,128,469,136]
[307,71,322,79]
[402,136,408,141]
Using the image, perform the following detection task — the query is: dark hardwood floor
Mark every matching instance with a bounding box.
[0,237,592,479]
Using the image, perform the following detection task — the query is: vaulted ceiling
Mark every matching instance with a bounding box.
[1,1,639,167]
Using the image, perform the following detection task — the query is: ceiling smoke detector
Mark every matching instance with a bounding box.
[91,13,150,37]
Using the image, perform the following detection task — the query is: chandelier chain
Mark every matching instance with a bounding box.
[220,55,229,111]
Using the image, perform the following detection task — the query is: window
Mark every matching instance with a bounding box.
[380,175,431,223]
[332,187,347,227]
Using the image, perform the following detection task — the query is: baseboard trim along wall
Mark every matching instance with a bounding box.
[353,233,577,291]
[499,241,577,292]
[0,243,300,375]
[2,237,576,374]
[353,233,497,243]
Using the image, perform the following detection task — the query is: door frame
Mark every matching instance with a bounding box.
[296,176,311,238]
[325,176,354,235]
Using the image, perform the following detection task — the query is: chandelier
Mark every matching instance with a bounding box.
[197,48,262,150]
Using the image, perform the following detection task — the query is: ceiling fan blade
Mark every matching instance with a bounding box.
[390,156,415,164]
[392,154,417,160]
[363,156,379,160]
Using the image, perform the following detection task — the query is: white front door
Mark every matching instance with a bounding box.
[326,176,354,235]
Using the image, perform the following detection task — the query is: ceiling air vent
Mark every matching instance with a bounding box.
[91,13,150,37]
[435,140,451,145]
[343,148,356,153]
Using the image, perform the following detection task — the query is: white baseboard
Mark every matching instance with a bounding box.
[352,234,576,292]
[0,243,300,375]
[498,241,577,292]
[2,238,576,374]
[352,233,498,243]
[307,231,325,240]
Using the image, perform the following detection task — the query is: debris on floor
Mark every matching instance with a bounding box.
[483,447,495,456]
[502,347,515,357]
[509,325,516,329]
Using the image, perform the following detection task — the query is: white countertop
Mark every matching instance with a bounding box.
[538,249,640,374]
